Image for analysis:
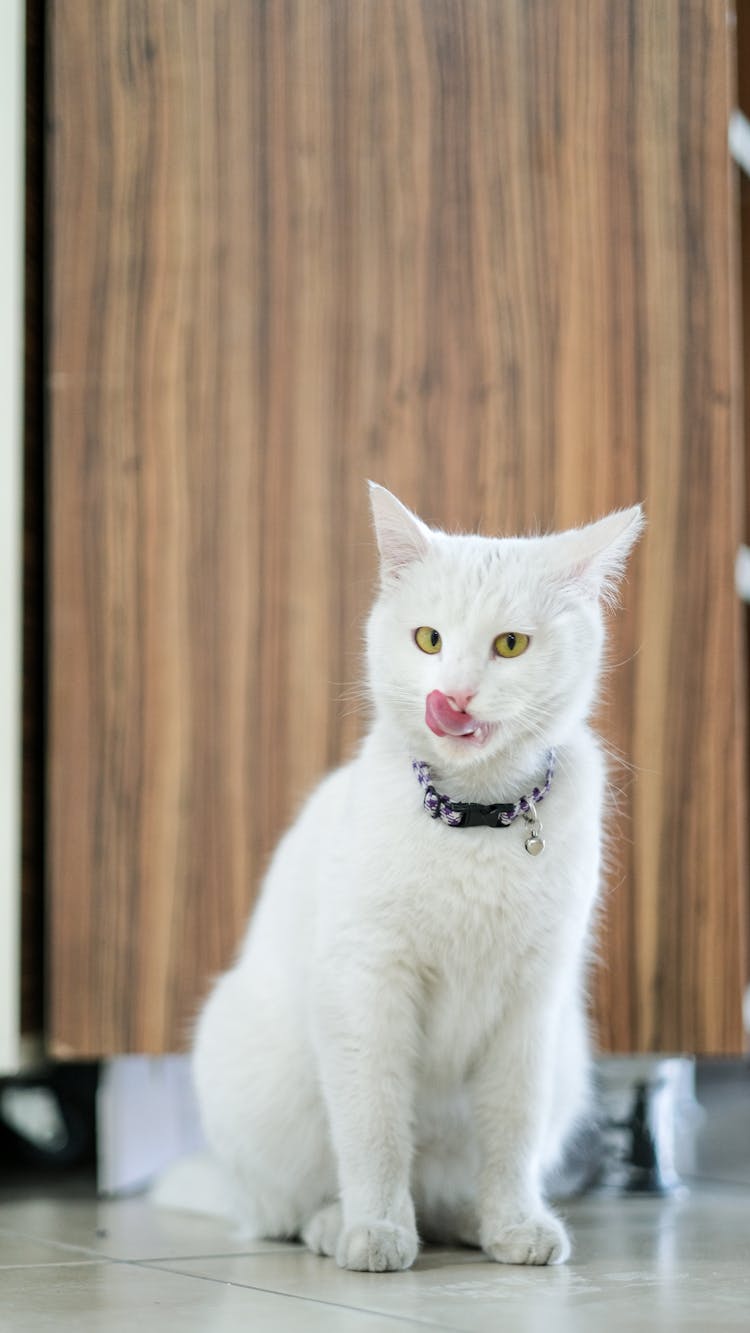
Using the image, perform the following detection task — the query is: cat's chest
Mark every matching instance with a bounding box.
[404,830,566,1077]
[404,812,563,956]
[370,743,598,948]
[344,738,599,990]
[411,881,540,1086]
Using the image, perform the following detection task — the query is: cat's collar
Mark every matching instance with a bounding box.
[411,752,555,854]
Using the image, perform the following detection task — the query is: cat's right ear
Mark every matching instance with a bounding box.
[368,483,432,581]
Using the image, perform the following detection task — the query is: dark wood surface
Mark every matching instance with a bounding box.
[47,1,747,1056]
[21,0,45,1038]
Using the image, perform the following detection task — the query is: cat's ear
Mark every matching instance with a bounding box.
[368,482,432,580]
[550,505,645,605]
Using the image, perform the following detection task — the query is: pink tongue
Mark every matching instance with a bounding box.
[425,689,477,738]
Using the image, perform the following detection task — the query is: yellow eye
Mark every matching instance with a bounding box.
[415,626,442,654]
[494,632,530,659]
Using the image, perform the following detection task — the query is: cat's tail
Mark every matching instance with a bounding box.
[150,1150,234,1220]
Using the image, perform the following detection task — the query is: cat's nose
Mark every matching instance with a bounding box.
[444,689,476,714]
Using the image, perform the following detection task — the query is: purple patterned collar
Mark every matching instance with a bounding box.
[412,752,556,833]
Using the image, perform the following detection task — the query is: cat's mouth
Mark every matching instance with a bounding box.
[424,690,494,746]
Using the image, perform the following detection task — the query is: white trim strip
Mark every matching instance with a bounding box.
[729,109,750,179]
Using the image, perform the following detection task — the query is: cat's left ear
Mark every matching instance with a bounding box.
[368,483,433,581]
[550,505,645,605]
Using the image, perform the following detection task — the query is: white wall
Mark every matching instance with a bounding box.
[0,0,26,1072]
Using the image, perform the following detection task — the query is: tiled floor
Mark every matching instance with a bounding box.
[1,1062,749,1331]
[1,1178,749,1331]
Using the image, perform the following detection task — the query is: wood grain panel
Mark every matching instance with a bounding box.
[737,0,750,989]
[48,1,746,1055]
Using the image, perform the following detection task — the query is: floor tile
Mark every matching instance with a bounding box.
[2,1176,749,1331]
[0,1193,282,1263]
[0,1260,442,1333]
[0,1229,108,1269]
[146,1190,750,1333]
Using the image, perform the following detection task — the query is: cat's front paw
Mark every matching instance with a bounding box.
[336,1220,419,1272]
[482,1210,570,1266]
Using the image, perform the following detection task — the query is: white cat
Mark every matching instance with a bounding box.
[191,484,643,1272]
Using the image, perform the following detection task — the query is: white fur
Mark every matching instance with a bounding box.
[191,486,643,1271]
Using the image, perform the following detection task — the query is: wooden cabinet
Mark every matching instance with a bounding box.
[46,0,747,1057]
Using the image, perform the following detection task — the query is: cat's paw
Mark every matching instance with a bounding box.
[482,1210,570,1266]
[301,1202,342,1257]
[336,1220,419,1272]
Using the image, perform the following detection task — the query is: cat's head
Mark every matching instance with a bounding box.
[366,484,644,771]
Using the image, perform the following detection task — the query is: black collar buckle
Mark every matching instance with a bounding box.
[449,800,515,829]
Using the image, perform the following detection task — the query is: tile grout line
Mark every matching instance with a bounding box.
[0,1224,295,1266]
[0,1227,467,1329]
[0,1253,468,1333]
[0,1259,110,1271]
[681,1173,750,1192]
[125,1257,467,1332]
